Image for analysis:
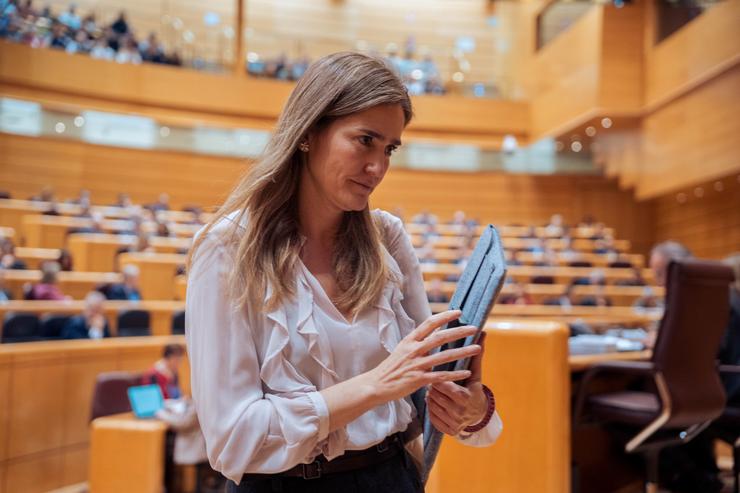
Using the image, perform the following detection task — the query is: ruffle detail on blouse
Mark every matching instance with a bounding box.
[295,275,340,387]
[260,275,340,395]
[376,250,417,355]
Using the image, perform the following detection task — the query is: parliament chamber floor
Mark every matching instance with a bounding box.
[0,0,739,492]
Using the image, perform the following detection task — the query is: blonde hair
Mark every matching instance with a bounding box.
[190,52,412,316]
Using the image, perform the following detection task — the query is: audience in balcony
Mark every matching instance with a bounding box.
[0,4,183,67]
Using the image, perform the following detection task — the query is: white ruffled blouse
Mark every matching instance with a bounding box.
[185,209,502,483]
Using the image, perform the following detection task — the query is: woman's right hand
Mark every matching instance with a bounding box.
[364,310,480,403]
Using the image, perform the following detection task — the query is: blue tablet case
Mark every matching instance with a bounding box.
[127,384,165,418]
[421,225,508,482]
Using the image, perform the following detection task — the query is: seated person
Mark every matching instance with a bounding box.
[427,278,449,303]
[615,266,647,286]
[500,281,534,305]
[141,344,185,399]
[633,286,661,309]
[544,213,564,237]
[27,261,67,300]
[0,270,11,302]
[416,243,437,265]
[105,264,141,301]
[543,282,576,307]
[57,249,73,271]
[578,285,612,307]
[61,291,110,339]
[0,238,27,269]
[67,211,104,235]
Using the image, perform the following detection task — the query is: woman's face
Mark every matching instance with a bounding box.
[304,104,405,213]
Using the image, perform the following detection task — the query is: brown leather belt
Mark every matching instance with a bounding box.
[243,423,420,481]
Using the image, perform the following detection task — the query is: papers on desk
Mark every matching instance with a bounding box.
[569,334,645,355]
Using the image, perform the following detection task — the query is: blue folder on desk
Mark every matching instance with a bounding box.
[421,225,508,482]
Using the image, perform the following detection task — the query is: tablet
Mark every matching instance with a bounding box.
[432,225,508,373]
[127,384,164,418]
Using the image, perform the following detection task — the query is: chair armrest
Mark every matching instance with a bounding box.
[573,360,656,427]
[719,364,740,375]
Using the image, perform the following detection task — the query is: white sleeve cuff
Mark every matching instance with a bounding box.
[455,410,503,447]
[306,391,331,442]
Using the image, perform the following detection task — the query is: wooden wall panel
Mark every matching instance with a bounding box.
[599,4,644,112]
[645,0,740,108]
[7,357,67,458]
[636,65,740,199]
[4,452,64,493]
[651,172,740,259]
[0,362,9,465]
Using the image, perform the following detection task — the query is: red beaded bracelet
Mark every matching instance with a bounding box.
[463,384,495,433]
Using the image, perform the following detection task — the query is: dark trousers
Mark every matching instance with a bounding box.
[227,451,423,493]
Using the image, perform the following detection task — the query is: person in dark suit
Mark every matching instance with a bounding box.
[61,291,110,339]
[105,264,142,301]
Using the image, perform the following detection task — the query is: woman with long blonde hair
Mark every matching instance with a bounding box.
[186,52,502,492]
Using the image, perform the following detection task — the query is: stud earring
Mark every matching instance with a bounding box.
[299,142,309,152]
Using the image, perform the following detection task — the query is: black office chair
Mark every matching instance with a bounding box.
[39,314,70,340]
[716,365,740,493]
[172,310,185,335]
[117,310,151,337]
[2,313,41,343]
[574,260,734,493]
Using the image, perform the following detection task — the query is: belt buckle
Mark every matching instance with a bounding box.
[302,461,322,480]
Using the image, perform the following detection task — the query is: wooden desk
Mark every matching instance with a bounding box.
[13,246,61,269]
[2,270,122,300]
[412,235,631,253]
[117,253,186,300]
[0,335,187,492]
[426,281,662,306]
[569,350,652,372]
[21,215,134,249]
[429,303,661,325]
[421,264,653,284]
[68,234,135,273]
[424,248,644,267]
[0,300,184,337]
[428,320,570,493]
[89,413,167,493]
[405,223,615,240]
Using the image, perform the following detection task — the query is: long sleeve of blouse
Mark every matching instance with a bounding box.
[185,228,330,482]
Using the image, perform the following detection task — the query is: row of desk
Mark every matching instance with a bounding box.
[0,300,661,341]
[78,324,652,493]
[2,255,655,302]
[12,239,644,273]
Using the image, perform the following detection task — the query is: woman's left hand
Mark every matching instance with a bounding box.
[426,332,489,436]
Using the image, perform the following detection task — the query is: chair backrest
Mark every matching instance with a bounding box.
[172,310,185,335]
[39,314,70,340]
[117,326,152,337]
[90,371,143,421]
[652,259,734,427]
[531,275,555,284]
[117,309,150,330]
[569,261,593,268]
[2,313,41,343]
